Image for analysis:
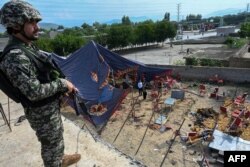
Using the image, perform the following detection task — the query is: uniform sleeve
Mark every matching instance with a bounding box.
[1,49,68,102]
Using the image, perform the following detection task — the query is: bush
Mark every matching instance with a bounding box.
[35,38,53,52]
[225,37,247,48]
[173,59,185,65]
[185,57,198,65]
[199,59,223,67]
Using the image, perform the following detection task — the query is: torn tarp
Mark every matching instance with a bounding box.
[51,41,172,126]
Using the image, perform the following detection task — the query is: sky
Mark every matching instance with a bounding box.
[0,0,250,27]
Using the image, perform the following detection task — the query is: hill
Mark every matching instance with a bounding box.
[205,8,245,18]
[39,22,59,30]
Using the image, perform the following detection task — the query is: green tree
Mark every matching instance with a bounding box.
[92,22,101,29]
[51,34,86,56]
[57,25,64,29]
[94,32,108,46]
[81,23,95,35]
[63,27,84,36]
[107,24,133,49]
[166,22,177,39]
[134,20,155,45]
[35,37,53,52]
[122,15,132,25]
[155,20,176,45]
[239,22,250,38]
[164,12,170,21]
[186,14,202,22]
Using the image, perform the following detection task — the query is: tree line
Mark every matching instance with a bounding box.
[34,16,177,56]
[1,12,250,56]
[35,12,250,56]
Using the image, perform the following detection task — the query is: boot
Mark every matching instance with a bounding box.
[61,153,81,167]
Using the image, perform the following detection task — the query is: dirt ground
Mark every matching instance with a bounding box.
[122,44,225,65]
[61,81,250,167]
[60,43,250,167]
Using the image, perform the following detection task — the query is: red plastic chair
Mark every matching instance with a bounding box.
[220,106,227,114]
[199,84,206,95]
[234,93,248,105]
[229,117,242,130]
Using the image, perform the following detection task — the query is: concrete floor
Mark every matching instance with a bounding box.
[0,91,144,167]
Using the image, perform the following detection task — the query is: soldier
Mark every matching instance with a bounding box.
[0,1,81,166]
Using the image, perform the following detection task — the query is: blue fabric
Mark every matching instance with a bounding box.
[51,41,172,126]
[98,85,113,103]
[95,42,171,82]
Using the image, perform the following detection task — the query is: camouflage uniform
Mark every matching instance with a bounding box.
[0,36,68,167]
[0,1,69,166]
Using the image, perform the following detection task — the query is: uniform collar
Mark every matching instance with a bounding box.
[8,35,31,47]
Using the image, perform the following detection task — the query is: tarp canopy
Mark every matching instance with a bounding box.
[51,41,172,126]
[95,42,170,82]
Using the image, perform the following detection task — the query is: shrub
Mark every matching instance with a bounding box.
[185,57,198,65]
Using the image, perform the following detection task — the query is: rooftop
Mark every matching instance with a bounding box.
[0,91,143,167]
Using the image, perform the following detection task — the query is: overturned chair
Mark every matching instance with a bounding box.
[234,92,248,106]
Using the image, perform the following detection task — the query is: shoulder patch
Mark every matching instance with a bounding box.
[9,49,23,54]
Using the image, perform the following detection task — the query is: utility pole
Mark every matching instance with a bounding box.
[247,3,249,12]
[177,3,180,23]
[177,3,183,53]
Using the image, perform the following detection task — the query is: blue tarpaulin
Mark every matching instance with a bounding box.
[95,42,170,82]
[51,41,172,126]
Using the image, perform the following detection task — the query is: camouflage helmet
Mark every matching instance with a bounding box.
[0,0,42,28]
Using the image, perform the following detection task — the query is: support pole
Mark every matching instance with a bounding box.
[134,107,156,155]
[160,118,186,167]
[0,103,12,132]
[113,90,138,143]
[8,98,10,127]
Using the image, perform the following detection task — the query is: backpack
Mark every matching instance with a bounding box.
[0,44,63,107]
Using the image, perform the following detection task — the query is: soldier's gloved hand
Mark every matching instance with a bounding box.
[65,80,78,96]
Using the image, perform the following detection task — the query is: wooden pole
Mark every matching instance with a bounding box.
[160,118,186,167]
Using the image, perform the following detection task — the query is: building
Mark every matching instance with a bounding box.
[216,26,236,36]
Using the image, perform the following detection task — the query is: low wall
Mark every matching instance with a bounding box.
[229,57,250,68]
[235,43,248,57]
[148,64,250,83]
[228,44,250,68]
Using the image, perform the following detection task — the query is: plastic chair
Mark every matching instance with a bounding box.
[234,93,248,105]
[199,84,206,96]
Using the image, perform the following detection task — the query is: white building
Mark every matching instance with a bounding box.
[216,26,236,36]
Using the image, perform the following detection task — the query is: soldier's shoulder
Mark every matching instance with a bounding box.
[9,48,23,54]
[5,48,29,61]
[5,48,26,59]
